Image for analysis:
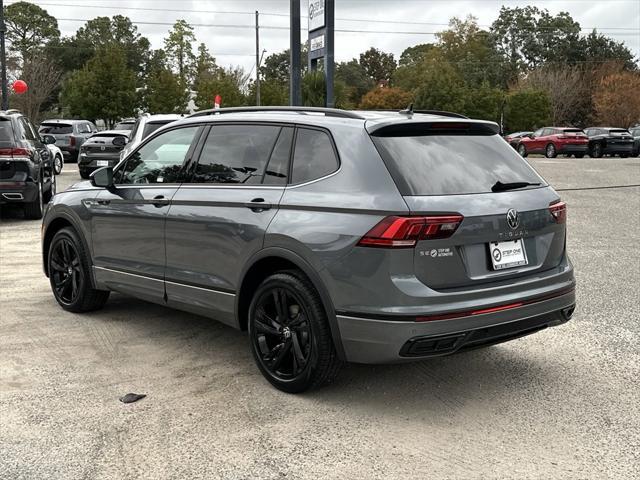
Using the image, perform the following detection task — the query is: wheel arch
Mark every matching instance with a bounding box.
[42,212,95,288]
[236,247,346,361]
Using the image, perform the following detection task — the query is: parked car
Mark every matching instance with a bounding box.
[584,127,634,158]
[516,127,588,158]
[42,107,576,392]
[114,118,136,131]
[0,109,56,219]
[630,126,640,157]
[504,131,532,149]
[78,130,130,179]
[38,119,97,161]
[46,143,64,175]
[119,114,183,160]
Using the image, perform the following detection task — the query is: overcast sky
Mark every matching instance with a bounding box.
[10,0,640,74]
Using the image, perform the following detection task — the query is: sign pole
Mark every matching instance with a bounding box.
[255,11,261,106]
[307,0,334,107]
[325,0,334,107]
[0,0,8,110]
[289,0,302,106]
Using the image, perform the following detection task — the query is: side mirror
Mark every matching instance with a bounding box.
[112,136,128,147]
[90,167,114,188]
[42,134,56,145]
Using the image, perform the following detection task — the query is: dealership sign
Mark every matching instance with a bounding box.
[310,34,325,52]
[309,0,325,32]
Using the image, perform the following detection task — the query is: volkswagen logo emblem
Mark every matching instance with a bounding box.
[506,209,519,230]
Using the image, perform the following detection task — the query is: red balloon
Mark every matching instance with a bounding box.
[13,80,28,94]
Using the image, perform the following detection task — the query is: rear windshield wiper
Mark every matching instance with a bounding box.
[491,180,541,192]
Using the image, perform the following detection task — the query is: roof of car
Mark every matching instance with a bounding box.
[41,119,90,124]
[89,129,130,136]
[171,107,499,134]
[586,126,628,130]
[142,114,184,123]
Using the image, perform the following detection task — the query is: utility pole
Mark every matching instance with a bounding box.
[289,0,302,106]
[255,11,261,106]
[0,0,8,110]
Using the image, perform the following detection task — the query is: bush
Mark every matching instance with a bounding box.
[505,89,552,132]
[359,87,413,110]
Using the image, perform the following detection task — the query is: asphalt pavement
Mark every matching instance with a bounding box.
[1,156,638,479]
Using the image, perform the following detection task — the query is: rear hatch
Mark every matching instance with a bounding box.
[559,128,588,143]
[81,131,129,160]
[369,120,566,290]
[607,129,633,145]
[39,122,74,146]
[0,117,30,182]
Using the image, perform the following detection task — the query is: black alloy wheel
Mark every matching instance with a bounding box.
[248,272,341,393]
[50,237,82,305]
[48,228,110,312]
[591,142,603,158]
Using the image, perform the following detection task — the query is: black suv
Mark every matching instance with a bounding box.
[584,127,634,158]
[0,110,56,219]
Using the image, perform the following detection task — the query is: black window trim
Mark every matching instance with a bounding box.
[113,123,206,186]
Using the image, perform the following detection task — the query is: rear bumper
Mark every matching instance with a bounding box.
[336,288,575,364]
[79,156,119,171]
[557,144,588,154]
[0,181,38,204]
[602,144,633,154]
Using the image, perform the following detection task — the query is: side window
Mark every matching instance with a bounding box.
[533,128,543,138]
[262,127,293,185]
[192,124,281,184]
[19,118,36,141]
[116,126,199,184]
[291,128,339,184]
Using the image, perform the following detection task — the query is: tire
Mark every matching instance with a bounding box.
[590,142,603,158]
[620,153,629,158]
[248,271,342,393]
[48,227,110,312]
[545,143,557,158]
[23,180,44,219]
[517,144,527,157]
[54,155,63,175]
[44,171,56,203]
[575,153,585,158]
[79,170,90,180]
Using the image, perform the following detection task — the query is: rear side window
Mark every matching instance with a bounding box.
[291,128,339,184]
[371,132,545,196]
[193,124,281,184]
[0,118,15,145]
[40,123,73,135]
[19,118,36,141]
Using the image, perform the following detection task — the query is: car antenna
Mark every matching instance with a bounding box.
[399,103,414,117]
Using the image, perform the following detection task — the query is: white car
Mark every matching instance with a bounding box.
[119,114,184,160]
[46,143,64,175]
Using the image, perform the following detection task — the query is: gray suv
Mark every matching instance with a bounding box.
[41,107,576,392]
[38,119,97,161]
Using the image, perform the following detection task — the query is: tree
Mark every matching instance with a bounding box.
[164,20,197,85]
[593,71,640,127]
[505,89,552,132]
[413,57,466,112]
[62,47,137,127]
[359,87,413,110]
[580,31,636,70]
[335,59,374,108]
[260,48,309,86]
[3,1,59,60]
[520,66,590,126]
[359,47,396,84]
[194,67,248,110]
[301,70,347,108]
[74,16,151,77]
[398,44,435,67]
[248,79,288,106]
[9,54,62,122]
[142,50,189,114]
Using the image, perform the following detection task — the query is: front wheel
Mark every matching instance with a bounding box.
[545,143,557,158]
[48,227,110,312]
[517,144,527,157]
[248,271,342,393]
[54,155,63,175]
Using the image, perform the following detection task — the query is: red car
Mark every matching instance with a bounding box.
[516,127,589,158]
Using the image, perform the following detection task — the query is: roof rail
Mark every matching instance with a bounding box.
[189,106,365,120]
[0,109,22,115]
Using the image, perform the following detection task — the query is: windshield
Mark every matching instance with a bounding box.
[40,123,73,135]
[142,122,170,139]
[372,133,545,196]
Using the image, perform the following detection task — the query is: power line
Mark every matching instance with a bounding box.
[10,1,640,32]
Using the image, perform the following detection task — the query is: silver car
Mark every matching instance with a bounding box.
[119,114,183,160]
[41,107,576,393]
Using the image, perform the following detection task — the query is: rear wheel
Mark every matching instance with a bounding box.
[24,180,43,219]
[545,143,557,158]
[48,227,110,312]
[54,155,63,174]
[517,144,527,157]
[248,271,342,393]
[590,142,603,158]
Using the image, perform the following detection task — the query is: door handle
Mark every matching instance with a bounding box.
[96,198,110,205]
[244,198,272,212]
[151,195,170,208]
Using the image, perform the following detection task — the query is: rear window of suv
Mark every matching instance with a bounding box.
[142,122,171,139]
[40,123,73,134]
[0,118,15,145]
[371,127,545,196]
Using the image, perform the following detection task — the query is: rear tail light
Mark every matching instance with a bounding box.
[0,147,30,157]
[549,201,567,223]
[358,214,464,248]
